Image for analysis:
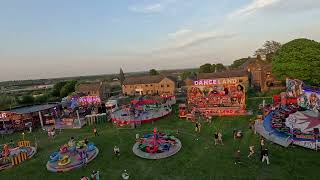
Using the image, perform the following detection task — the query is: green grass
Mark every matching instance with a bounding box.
[1,100,320,180]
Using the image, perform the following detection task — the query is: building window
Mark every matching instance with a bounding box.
[161,85,164,88]
[239,79,243,83]
[167,84,170,87]
[145,84,148,87]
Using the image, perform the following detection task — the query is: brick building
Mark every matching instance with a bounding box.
[240,56,284,92]
[122,75,175,96]
[76,82,109,100]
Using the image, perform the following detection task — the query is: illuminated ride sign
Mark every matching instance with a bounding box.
[194,78,238,86]
[198,108,246,116]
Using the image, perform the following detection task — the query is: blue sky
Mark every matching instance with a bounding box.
[1,0,320,81]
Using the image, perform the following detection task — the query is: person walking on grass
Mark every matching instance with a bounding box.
[214,131,219,145]
[218,130,224,145]
[260,138,265,148]
[195,122,198,132]
[261,147,270,165]
[93,127,99,136]
[234,149,241,164]
[248,145,255,158]
[198,122,202,133]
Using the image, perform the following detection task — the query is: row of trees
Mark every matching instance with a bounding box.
[5,80,78,107]
[199,63,226,73]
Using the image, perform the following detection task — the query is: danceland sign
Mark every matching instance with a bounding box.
[194,78,238,86]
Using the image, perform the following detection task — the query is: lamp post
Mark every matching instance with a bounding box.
[22,132,25,140]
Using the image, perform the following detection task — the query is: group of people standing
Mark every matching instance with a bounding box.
[193,120,270,165]
[234,138,270,165]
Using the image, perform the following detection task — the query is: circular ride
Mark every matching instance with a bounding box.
[112,97,172,127]
[46,137,99,172]
[258,79,320,150]
[132,128,182,159]
[0,140,37,171]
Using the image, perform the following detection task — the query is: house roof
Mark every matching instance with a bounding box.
[197,69,248,79]
[123,75,172,85]
[77,82,102,92]
[239,56,269,69]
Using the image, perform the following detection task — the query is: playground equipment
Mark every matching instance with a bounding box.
[132,128,182,159]
[0,140,37,171]
[46,138,99,172]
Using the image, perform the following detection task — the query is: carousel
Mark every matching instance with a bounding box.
[257,79,320,150]
[132,128,182,159]
[0,137,37,171]
[111,97,172,127]
[46,137,99,172]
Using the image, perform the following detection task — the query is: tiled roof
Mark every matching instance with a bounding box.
[77,82,102,92]
[239,57,269,69]
[123,75,172,85]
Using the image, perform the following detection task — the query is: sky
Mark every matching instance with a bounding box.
[1,0,320,81]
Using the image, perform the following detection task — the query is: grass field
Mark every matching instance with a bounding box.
[1,99,320,180]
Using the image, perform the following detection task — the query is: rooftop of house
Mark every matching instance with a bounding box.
[239,56,269,69]
[76,82,102,92]
[123,75,174,85]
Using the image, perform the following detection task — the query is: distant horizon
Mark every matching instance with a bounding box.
[1,1,320,81]
[0,66,200,83]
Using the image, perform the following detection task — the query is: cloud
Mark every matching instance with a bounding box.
[228,0,281,18]
[228,0,320,19]
[168,29,192,38]
[129,3,164,13]
[129,0,179,14]
[173,31,237,49]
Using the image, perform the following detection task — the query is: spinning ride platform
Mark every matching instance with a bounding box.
[0,141,37,171]
[112,105,171,127]
[46,140,99,172]
[132,128,182,159]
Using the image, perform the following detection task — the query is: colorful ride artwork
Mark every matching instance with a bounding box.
[112,97,172,127]
[258,78,320,150]
[186,78,248,117]
[132,128,182,159]
[0,140,37,171]
[46,137,99,172]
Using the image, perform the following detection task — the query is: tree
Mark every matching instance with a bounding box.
[59,81,77,98]
[119,68,125,86]
[181,71,192,80]
[272,38,320,86]
[199,63,213,73]
[149,69,159,76]
[51,81,67,97]
[230,58,248,69]
[34,94,49,103]
[211,64,216,73]
[215,63,226,72]
[254,40,282,62]
[19,95,35,104]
